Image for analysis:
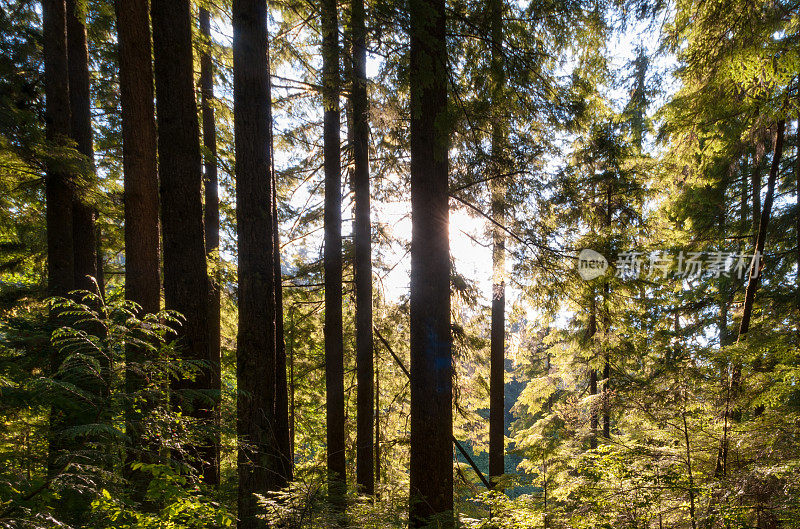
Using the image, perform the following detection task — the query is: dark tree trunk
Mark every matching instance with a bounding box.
[116,0,160,499]
[796,122,800,294]
[232,0,281,525]
[408,0,452,524]
[752,146,762,245]
[719,120,787,477]
[273,155,292,485]
[43,0,73,302]
[588,296,597,450]
[43,1,90,522]
[602,356,610,439]
[151,0,215,482]
[322,0,346,508]
[95,226,105,299]
[375,350,380,493]
[488,0,505,490]
[739,120,785,339]
[351,0,374,497]
[66,0,97,293]
[602,283,610,440]
[199,6,221,487]
[43,0,75,473]
[116,0,159,317]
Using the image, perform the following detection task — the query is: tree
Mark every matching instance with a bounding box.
[273,164,292,485]
[351,0,374,496]
[115,0,161,498]
[199,5,221,487]
[65,0,97,293]
[42,0,73,304]
[150,0,215,481]
[408,0,452,524]
[231,0,281,525]
[488,0,506,489]
[322,0,346,506]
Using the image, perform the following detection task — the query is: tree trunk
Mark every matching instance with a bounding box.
[322,0,346,508]
[588,296,598,450]
[752,143,763,245]
[151,0,215,482]
[795,121,800,301]
[408,0,452,524]
[116,0,160,500]
[375,349,381,494]
[738,120,785,339]
[602,355,610,439]
[43,0,85,521]
[66,0,97,293]
[488,0,505,490]
[232,0,280,525]
[289,307,296,465]
[116,0,159,316]
[351,0,374,497]
[273,153,292,485]
[43,0,74,303]
[199,6,221,487]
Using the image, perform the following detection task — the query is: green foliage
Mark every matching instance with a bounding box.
[0,292,230,528]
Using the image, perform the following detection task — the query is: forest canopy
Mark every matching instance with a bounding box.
[1,0,799,527]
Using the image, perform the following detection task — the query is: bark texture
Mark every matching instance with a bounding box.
[322,0,346,507]
[199,6,221,486]
[351,0,374,496]
[151,0,215,482]
[116,0,161,500]
[408,0,452,524]
[232,0,281,525]
[43,0,74,302]
[488,0,506,489]
[66,0,97,293]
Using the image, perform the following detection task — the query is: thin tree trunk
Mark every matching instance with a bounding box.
[738,120,786,339]
[408,0,452,523]
[66,0,97,293]
[351,0,374,497]
[151,0,214,482]
[588,296,598,450]
[290,307,296,470]
[322,0,346,509]
[719,120,787,477]
[488,0,506,491]
[95,227,105,299]
[602,189,611,440]
[199,6,221,487]
[795,121,800,300]
[602,355,610,439]
[273,152,292,485]
[232,0,280,525]
[682,407,698,529]
[116,0,160,499]
[375,348,380,496]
